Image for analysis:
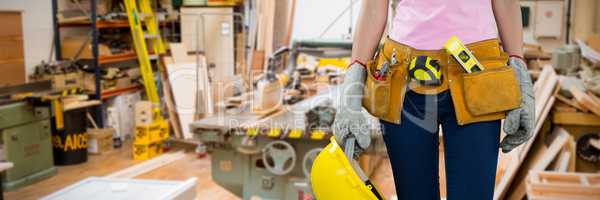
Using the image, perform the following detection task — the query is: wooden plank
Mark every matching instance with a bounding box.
[553,111,600,126]
[526,171,600,200]
[255,0,266,51]
[284,0,297,46]
[64,100,101,111]
[555,93,587,112]
[263,0,276,65]
[588,91,600,105]
[570,87,600,116]
[169,43,190,65]
[272,0,290,49]
[553,102,578,112]
[506,128,571,200]
[564,135,577,172]
[533,65,552,96]
[165,52,211,139]
[159,56,183,139]
[552,151,571,172]
[245,0,259,87]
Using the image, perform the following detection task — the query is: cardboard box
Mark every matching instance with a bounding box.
[115,76,132,88]
[64,72,83,89]
[33,72,83,91]
[61,37,112,59]
[135,101,153,126]
[87,128,114,154]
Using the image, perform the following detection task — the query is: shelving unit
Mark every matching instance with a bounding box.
[50,0,177,128]
[52,0,104,127]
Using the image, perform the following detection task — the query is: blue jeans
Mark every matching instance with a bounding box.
[380,90,500,200]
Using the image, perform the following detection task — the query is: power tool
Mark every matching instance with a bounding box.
[252,47,293,113]
[445,36,484,73]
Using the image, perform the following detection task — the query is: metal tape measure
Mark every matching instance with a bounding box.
[408,56,442,86]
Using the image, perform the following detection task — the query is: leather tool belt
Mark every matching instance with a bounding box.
[362,37,521,125]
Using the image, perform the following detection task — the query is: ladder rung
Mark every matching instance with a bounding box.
[144,33,158,39]
[138,12,153,19]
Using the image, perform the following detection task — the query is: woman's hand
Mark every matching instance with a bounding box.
[331,0,389,154]
[493,0,535,152]
[501,57,535,153]
[333,62,370,153]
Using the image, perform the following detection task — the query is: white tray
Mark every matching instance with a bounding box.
[41,177,197,200]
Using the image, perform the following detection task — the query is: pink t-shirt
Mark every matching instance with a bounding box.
[390,0,498,50]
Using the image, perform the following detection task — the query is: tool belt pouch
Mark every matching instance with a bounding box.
[462,65,521,116]
[362,56,392,118]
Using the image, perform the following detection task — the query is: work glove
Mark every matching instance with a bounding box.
[332,62,371,155]
[501,57,535,153]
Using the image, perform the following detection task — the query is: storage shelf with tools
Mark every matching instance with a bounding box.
[51,0,179,130]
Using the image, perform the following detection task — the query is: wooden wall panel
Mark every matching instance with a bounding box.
[0,11,25,86]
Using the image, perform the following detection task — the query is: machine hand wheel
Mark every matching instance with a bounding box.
[262,140,297,175]
[302,148,323,178]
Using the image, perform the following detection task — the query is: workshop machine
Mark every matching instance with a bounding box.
[0,81,57,190]
[192,89,384,200]
[191,38,385,199]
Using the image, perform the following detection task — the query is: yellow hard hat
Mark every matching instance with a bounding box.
[310,137,385,200]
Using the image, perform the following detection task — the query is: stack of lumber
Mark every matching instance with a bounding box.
[248,0,295,74]
[160,43,212,139]
[526,171,600,199]
[552,75,600,127]
[494,64,560,200]
[503,127,578,200]
[494,40,600,199]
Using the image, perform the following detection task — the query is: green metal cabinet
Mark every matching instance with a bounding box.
[0,102,57,191]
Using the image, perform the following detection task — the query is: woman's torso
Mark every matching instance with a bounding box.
[390,0,498,50]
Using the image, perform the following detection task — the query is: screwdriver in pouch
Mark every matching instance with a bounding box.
[374,61,390,81]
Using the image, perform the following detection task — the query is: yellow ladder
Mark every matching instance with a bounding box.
[124,0,169,148]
